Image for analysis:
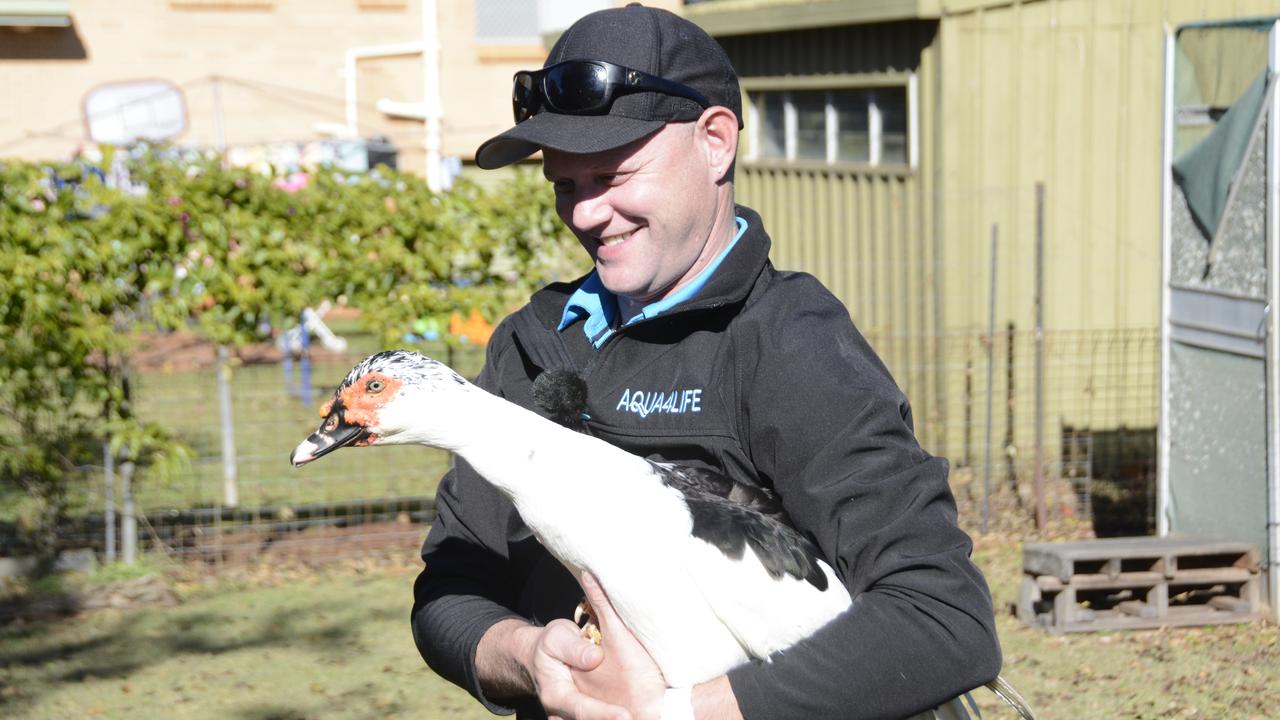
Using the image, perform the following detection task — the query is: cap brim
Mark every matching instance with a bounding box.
[475,112,666,170]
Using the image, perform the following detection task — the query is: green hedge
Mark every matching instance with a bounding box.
[0,146,584,560]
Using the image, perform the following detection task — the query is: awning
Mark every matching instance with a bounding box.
[0,0,71,28]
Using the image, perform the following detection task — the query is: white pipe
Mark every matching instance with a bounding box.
[422,0,444,193]
[908,72,919,169]
[1157,26,1175,538]
[344,40,427,138]
[1267,19,1280,621]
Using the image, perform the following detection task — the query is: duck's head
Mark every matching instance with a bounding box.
[290,350,470,467]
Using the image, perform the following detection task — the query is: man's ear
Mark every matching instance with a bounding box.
[696,106,739,184]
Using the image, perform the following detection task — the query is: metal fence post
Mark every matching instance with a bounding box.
[983,224,998,533]
[218,345,239,508]
[103,442,116,563]
[120,455,136,565]
[1034,182,1047,530]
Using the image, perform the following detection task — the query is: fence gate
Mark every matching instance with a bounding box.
[1160,18,1280,619]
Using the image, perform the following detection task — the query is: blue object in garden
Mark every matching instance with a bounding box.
[299,311,312,407]
[279,305,347,406]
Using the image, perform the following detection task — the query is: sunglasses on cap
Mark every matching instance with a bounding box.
[512,60,711,123]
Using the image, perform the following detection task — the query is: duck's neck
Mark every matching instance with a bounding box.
[430,385,586,500]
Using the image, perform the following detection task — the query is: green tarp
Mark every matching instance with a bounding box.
[1171,69,1271,241]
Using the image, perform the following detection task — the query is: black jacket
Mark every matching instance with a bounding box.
[411,205,1001,719]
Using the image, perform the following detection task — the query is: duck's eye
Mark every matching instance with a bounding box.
[367,379,385,393]
[325,415,339,432]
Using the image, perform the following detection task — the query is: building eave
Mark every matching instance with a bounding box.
[683,0,940,37]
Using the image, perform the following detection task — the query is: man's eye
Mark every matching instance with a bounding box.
[552,180,573,194]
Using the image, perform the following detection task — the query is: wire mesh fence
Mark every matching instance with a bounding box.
[7,341,486,571]
[13,325,1159,570]
[864,326,1160,535]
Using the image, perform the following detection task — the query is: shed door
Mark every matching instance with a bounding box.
[1161,21,1276,567]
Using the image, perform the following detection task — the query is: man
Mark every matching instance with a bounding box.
[411,5,1001,719]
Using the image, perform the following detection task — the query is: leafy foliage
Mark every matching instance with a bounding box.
[0,146,585,561]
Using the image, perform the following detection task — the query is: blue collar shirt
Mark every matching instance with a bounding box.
[557,216,749,348]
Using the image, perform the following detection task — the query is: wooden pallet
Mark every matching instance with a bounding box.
[1018,536,1263,633]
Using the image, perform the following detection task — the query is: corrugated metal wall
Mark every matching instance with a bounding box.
[713,1,1278,496]
[937,0,1279,460]
[938,0,1280,338]
[719,22,948,448]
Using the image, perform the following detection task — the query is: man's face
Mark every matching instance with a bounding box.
[542,122,723,307]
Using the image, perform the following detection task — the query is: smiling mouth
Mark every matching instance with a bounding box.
[599,230,634,247]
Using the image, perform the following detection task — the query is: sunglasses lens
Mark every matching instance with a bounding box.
[513,73,535,122]
[544,62,609,113]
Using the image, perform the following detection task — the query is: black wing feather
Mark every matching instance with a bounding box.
[652,461,829,591]
[654,462,788,524]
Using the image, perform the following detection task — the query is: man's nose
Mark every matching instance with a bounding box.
[569,189,612,234]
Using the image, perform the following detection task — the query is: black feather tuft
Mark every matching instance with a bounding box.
[531,368,590,432]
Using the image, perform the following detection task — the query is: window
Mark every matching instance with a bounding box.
[474,0,611,62]
[169,0,274,8]
[748,82,913,168]
[475,0,540,44]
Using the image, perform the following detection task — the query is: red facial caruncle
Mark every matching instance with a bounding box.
[320,372,403,446]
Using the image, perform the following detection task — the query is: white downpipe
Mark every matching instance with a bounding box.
[343,40,428,138]
[1157,27,1175,538]
[1267,19,1280,621]
[422,0,443,193]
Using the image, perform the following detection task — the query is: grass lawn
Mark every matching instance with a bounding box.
[122,337,486,512]
[0,562,490,720]
[1,534,1277,719]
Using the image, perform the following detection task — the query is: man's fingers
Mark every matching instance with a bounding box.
[579,572,616,633]
[540,619,604,670]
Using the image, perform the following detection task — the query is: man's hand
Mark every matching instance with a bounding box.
[477,573,740,720]
[570,572,667,720]
[477,612,633,720]
[525,616,635,720]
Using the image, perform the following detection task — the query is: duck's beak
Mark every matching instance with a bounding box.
[290,407,370,467]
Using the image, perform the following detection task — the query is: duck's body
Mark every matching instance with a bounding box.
[291,350,1035,720]
[292,350,849,687]
[471,388,848,685]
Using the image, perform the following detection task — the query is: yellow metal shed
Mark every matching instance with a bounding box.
[687,0,1280,526]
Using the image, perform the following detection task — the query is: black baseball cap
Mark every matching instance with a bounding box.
[474,3,742,170]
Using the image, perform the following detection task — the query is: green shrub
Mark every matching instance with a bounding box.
[0,145,584,564]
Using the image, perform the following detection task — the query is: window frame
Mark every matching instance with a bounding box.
[743,72,918,172]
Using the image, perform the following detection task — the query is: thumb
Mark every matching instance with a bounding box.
[580,572,613,629]
[540,619,604,670]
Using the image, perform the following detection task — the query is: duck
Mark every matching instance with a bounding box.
[290,350,1034,719]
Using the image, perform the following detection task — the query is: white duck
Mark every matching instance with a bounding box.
[290,350,1033,719]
